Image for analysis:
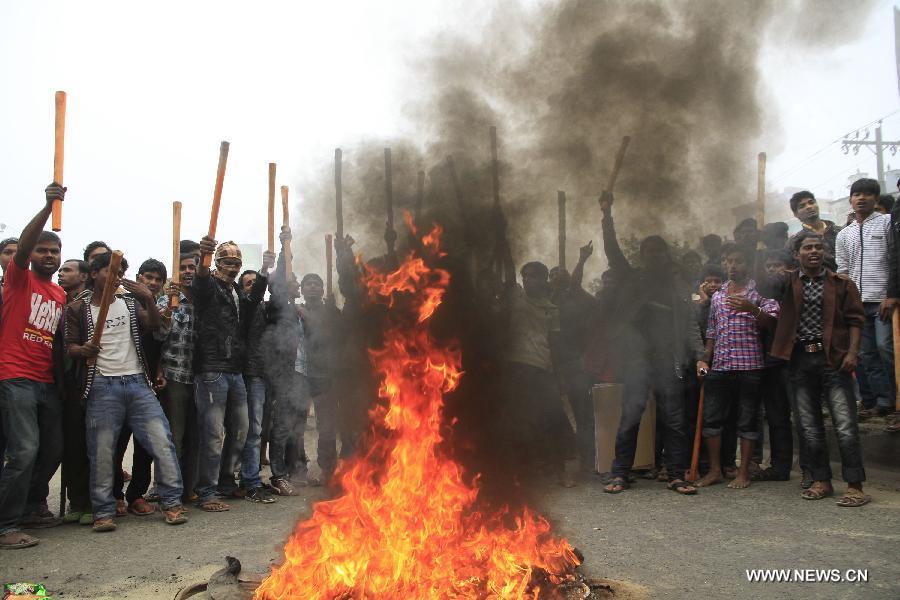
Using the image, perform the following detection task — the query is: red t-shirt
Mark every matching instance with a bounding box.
[0,259,66,383]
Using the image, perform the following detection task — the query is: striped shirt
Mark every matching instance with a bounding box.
[836,212,890,303]
[706,280,779,371]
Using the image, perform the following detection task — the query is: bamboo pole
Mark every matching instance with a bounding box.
[384,147,394,229]
[605,135,631,194]
[415,170,425,225]
[335,148,343,240]
[756,152,767,228]
[558,191,567,270]
[893,309,900,411]
[87,250,124,366]
[281,185,292,282]
[325,234,334,300]
[686,383,705,483]
[490,126,500,208]
[268,163,276,254]
[51,91,66,231]
[170,202,182,308]
[203,141,230,268]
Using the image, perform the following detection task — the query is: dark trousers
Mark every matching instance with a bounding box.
[307,376,338,479]
[500,362,574,474]
[761,364,795,476]
[558,362,596,473]
[790,349,865,483]
[0,379,62,534]
[703,370,762,441]
[612,364,688,479]
[159,381,198,501]
[269,372,311,481]
[62,387,91,513]
[111,429,153,503]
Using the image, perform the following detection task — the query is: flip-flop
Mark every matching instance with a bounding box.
[801,486,833,500]
[603,477,629,494]
[667,479,697,495]
[836,490,871,508]
[0,533,39,549]
[198,500,230,512]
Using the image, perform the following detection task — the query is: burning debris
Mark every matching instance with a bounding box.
[253,223,581,599]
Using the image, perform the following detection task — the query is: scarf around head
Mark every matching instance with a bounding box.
[212,241,242,285]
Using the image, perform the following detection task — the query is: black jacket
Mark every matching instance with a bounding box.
[191,271,267,374]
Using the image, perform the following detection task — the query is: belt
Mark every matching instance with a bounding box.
[797,340,824,353]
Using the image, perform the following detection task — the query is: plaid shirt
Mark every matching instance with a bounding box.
[706,280,779,371]
[797,272,825,341]
[155,294,195,385]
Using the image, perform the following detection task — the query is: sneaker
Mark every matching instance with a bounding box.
[92,518,117,533]
[270,478,296,496]
[246,486,277,504]
[164,505,188,525]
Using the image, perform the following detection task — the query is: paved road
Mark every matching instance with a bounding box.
[1,440,898,599]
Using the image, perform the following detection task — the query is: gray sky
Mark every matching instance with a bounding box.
[1,0,898,273]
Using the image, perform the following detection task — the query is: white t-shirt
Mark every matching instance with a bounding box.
[91,297,142,377]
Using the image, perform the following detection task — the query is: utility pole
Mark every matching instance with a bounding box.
[842,121,900,192]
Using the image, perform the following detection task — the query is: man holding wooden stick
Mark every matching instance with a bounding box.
[0,184,66,549]
[190,237,273,512]
[65,252,187,531]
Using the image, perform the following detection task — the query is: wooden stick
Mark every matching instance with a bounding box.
[415,170,425,224]
[281,185,292,282]
[170,202,182,308]
[384,147,394,229]
[490,126,500,208]
[447,155,465,217]
[203,141,230,268]
[268,163,276,254]
[756,152,767,228]
[335,148,343,240]
[325,234,334,299]
[51,91,66,232]
[893,309,900,411]
[686,383,705,483]
[605,135,631,194]
[558,191,567,270]
[87,250,124,366]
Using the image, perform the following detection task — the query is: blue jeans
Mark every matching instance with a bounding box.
[194,372,247,503]
[85,375,183,519]
[0,379,62,535]
[239,376,266,489]
[859,302,895,410]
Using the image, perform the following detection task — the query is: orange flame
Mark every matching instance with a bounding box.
[255,225,580,599]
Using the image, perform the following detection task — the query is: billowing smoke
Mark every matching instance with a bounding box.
[293,0,875,283]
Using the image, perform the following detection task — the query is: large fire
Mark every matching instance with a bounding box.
[255,223,581,599]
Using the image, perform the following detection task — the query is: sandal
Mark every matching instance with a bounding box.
[667,479,697,495]
[603,477,629,494]
[800,470,814,490]
[801,483,833,500]
[115,499,128,517]
[836,489,871,508]
[128,498,155,516]
[885,412,900,433]
[198,500,230,512]
[0,531,40,549]
[164,505,188,525]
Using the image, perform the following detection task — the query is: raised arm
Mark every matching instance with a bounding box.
[600,192,632,274]
[571,241,593,290]
[14,183,64,270]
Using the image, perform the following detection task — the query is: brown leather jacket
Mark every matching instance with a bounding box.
[770,269,865,369]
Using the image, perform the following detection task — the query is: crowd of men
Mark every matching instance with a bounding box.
[0,176,897,550]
